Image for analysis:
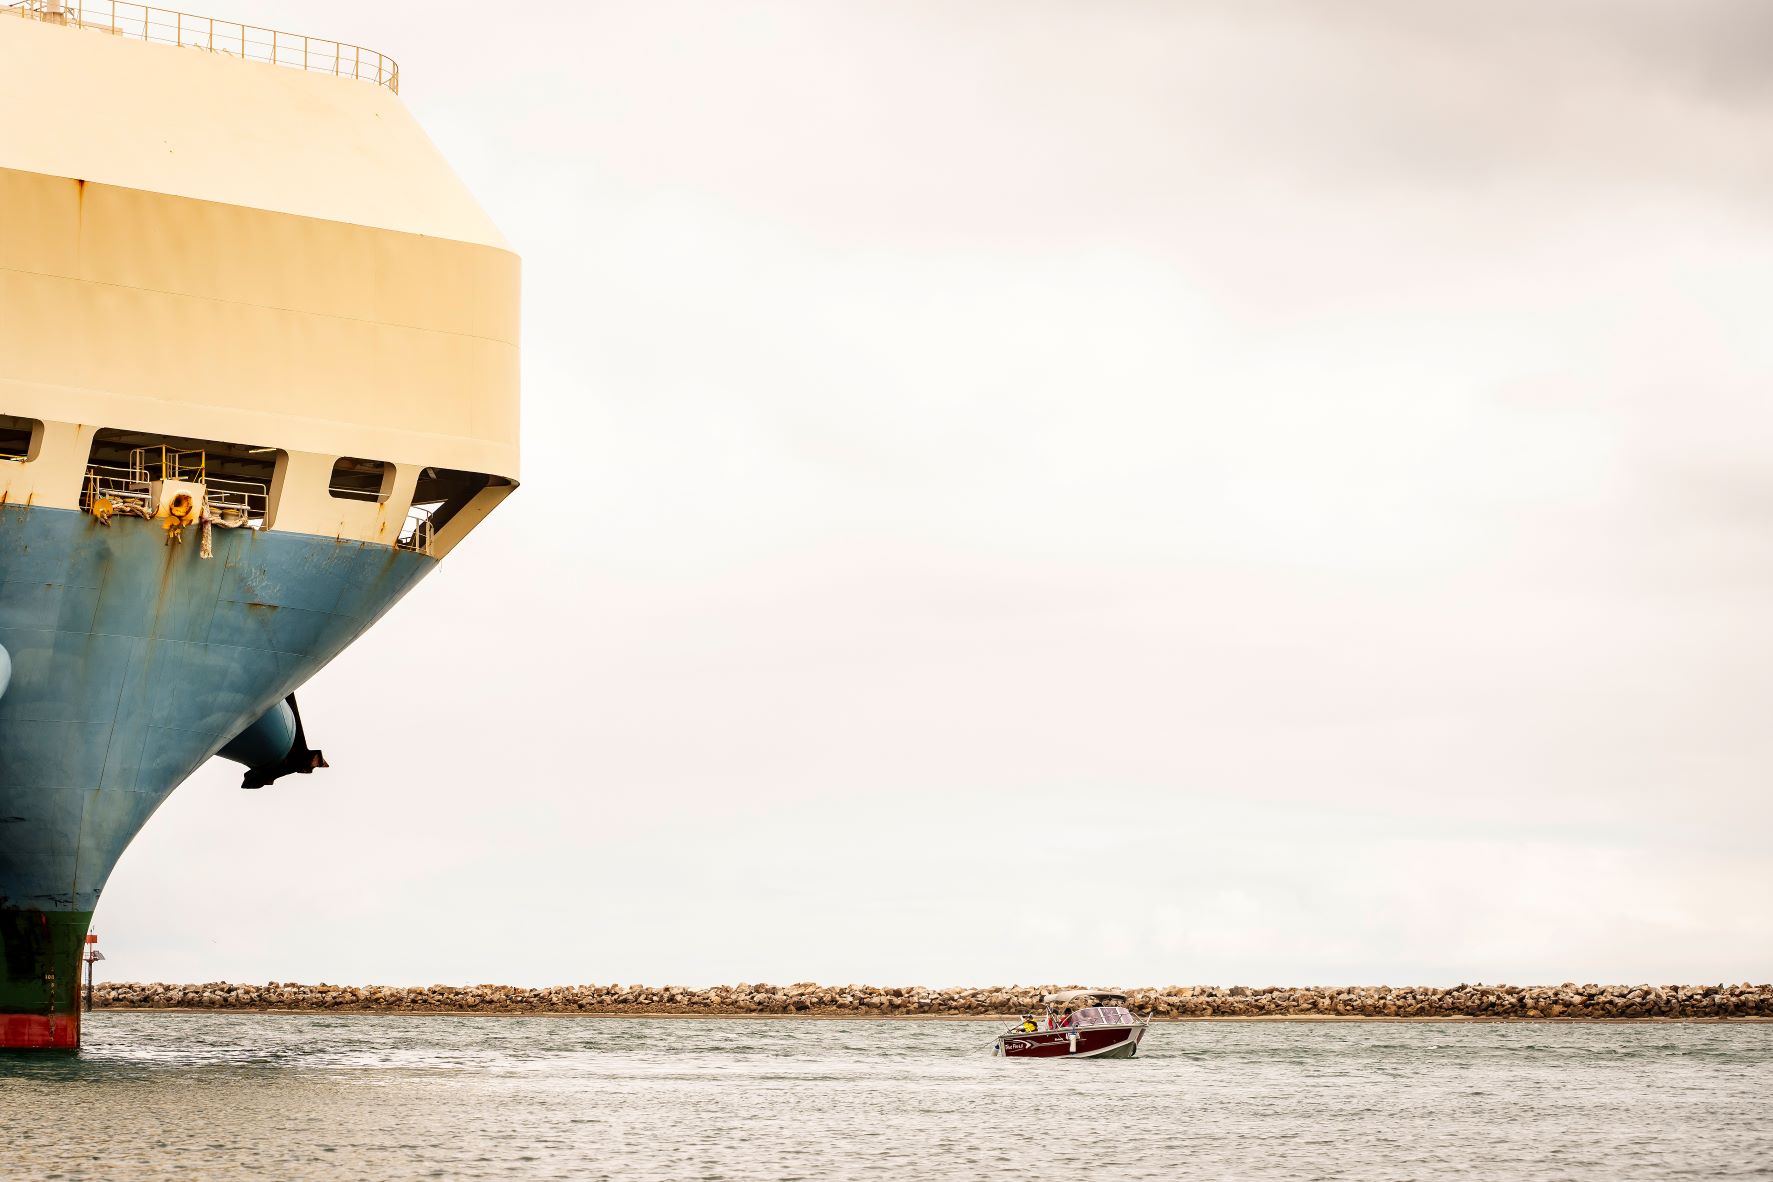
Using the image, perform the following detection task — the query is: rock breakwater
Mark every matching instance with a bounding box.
[93,981,1773,1019]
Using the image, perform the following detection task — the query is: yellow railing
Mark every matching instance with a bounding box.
[147,445,206,484]
[5,0,398,92]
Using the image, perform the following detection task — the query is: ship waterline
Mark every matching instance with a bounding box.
[0,7,518,1046]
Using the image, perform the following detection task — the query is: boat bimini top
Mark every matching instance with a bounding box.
[1042,990,1128,1005]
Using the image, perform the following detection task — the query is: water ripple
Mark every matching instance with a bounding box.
[2,1014,1769,1180]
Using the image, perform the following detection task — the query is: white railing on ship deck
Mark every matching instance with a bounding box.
[397,501,439,555]
[327,483,384,503]
[205,476,268,524]
[4,0,398,92]
[79,459,269,525]
[81,462,153,513]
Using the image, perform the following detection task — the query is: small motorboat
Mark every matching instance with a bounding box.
[993,989,1150,1059]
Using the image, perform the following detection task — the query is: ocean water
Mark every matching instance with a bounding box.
[2,1014,1769,1180]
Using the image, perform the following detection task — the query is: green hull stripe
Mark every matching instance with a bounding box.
[0,908,93,1016]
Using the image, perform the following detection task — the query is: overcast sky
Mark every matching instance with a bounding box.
[96,0,1773,988]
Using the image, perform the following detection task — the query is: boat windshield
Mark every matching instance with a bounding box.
[1073,1006,1135,1026]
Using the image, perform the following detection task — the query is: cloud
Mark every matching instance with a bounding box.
[89,0,1773,986]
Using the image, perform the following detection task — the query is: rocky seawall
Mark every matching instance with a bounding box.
[93,981,1773,1019]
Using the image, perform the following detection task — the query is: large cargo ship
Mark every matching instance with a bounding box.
[0,1,519,1047]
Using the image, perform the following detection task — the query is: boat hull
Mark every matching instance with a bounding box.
[994,1024,1146,1059]
[0,503,432,1046]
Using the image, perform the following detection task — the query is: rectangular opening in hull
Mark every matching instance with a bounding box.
[328,457,393,503]
[84,428,282,526]
[401,468,515,554]
[0,415,41,462]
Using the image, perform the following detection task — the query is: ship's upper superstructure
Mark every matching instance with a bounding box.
[0,2,518,555]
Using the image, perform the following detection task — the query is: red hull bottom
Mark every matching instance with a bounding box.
[0,1011,80,1049]
[1,907,92,1048]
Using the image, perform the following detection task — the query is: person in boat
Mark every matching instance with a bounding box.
[1019,1013,1038,1033]
[1055,1007,1075,1029]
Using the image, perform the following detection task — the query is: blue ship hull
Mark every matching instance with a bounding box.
[0,503,432,1045]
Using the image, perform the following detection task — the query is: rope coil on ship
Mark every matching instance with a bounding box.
[198,507,253,559]
[88,496,155,526]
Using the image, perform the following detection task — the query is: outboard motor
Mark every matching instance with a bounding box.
[217,694,328,789]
